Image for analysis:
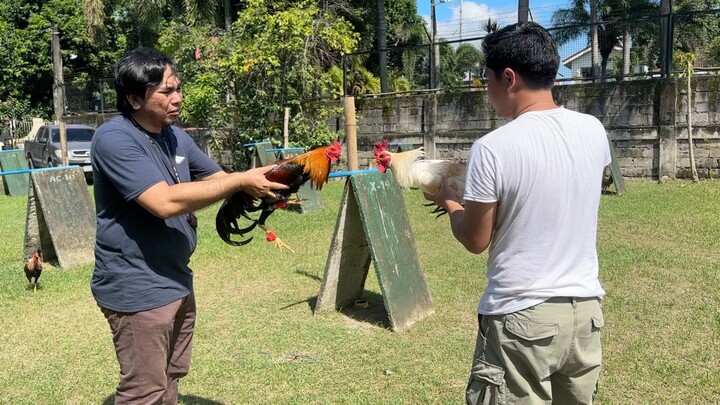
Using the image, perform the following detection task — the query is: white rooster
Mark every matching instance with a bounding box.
[373,140,466,214]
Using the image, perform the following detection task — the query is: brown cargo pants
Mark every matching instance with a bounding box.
[466,297,604,405]
[100,293,196,405]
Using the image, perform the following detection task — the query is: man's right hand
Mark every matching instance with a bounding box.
[236,166,289,199]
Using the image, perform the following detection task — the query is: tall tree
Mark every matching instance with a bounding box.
[551,0,658,77]
[83,0,221,45]
[169,0,360,158]
[377,0,388,93]
[0,0,126,118]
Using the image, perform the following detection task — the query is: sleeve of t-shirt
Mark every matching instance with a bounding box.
[92,127,167,201]
[463,140,501,204]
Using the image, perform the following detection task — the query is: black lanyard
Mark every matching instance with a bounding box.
[126,114,197,230]
[127,114,181,184]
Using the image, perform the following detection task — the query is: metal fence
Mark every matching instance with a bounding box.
[64,76,116,116]
[341,8,720,96]
[56,8,720,113]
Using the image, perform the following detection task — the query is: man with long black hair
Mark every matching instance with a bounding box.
[91,47,286,404]
[426,22,610,404]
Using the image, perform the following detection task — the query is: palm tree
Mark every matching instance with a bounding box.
[551,0,658,78]
[83,0,225,45]
[482,18,499,34]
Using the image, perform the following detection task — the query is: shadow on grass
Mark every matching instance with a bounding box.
[290,270,391,329]
[102,393,224,404]
[338,291,391,329]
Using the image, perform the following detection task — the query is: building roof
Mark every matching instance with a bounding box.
[562,45,623,68]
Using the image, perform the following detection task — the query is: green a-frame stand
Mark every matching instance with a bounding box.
[23,167,95,267]
[314,172,434,332]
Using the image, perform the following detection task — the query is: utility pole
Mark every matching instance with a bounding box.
[518,0,529,23]
[51,24,68,165]
[431,0,440,89]
[459,0,463,39]
[51,24,65,123]
[660,0,673,77]
[377,0,388,93]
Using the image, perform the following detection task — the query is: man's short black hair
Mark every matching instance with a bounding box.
[114,47,179,114]
[482,22,559,90]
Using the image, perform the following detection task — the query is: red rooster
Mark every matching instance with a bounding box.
[373,139,466,215]
[216,140,342,252]
[24,249,43,292]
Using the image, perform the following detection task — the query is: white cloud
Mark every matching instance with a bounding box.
[422,1,518,42]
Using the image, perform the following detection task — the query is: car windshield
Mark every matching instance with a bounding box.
[51,128,94,143]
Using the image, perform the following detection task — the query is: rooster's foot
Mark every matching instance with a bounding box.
[259,225,296,254]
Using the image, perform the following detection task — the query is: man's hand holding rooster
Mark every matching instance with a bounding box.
[423,173,464,214]
[234,165,288,200]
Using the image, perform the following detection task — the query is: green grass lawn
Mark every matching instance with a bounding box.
[0,178,719,404]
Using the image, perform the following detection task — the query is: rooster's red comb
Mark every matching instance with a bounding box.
[373,139,389,156]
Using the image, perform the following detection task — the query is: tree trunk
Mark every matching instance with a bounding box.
[377,0,388,93]
[590,1,600,78]
[224,0,232,32]
[623,30,631,76]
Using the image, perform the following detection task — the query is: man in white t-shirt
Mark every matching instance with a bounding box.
[425,22,610,405]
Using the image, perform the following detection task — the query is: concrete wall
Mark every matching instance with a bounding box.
[345,76,720,179]
[64,76,720,179]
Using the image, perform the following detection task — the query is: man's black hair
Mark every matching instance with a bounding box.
[114,47,179,114]
[482,22,559,90]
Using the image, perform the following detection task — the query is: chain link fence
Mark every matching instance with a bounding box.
[47,8,720,116]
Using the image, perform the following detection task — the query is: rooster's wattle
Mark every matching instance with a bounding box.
[373,139,466,216]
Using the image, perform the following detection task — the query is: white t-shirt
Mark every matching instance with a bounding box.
[464,107,611,315]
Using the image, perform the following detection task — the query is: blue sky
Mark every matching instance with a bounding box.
[415,0,571,41]
[415,0,583,78]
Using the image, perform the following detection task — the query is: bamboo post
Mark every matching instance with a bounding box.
[59,121,68,166]
[283,107,290,148]
[344,96,358,171]
[686,65,698,182]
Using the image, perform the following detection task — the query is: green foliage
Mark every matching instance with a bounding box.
[675,51,696,76]
[287,111,337,149]
[672,1,720,61]
[347,65,381,95]
[705,36,720,66]
[321,66,345,98]
[436,43,484,90]
[0,0,127,120]
[551,0,659,74]
[160,0,359,156]
[392,75,411,92]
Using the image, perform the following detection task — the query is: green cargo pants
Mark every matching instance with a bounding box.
[466,297,604,405]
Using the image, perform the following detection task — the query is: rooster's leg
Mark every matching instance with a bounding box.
[258,224,296,254]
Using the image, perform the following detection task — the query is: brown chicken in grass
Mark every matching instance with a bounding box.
[216,140,342,252]
[24,249,43,292]
[373,139,466,216]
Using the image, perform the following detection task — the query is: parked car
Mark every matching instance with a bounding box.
[24,124,95,178]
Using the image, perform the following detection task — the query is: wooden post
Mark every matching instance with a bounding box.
[283,107,290,148]
[51,25,65,124]
[423,95,437,159]
[59,121,68,166]
[344,96,358,171]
